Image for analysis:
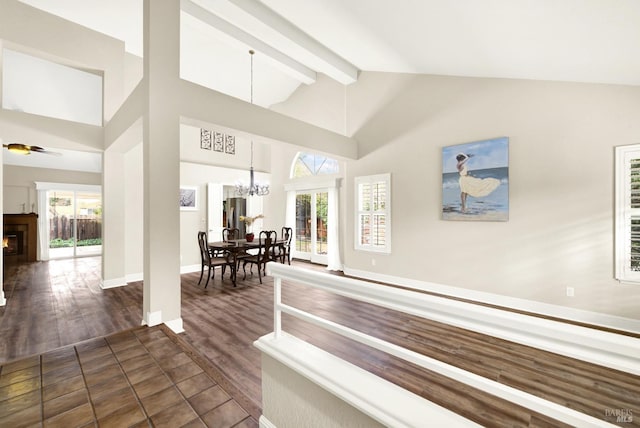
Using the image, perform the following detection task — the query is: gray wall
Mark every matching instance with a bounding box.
[275,71,640,320]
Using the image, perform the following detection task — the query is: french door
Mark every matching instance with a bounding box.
[48,189,102,258]
[294,191,328,264]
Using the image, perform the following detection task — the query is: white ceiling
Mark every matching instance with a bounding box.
[7,0,640,170]
[3,147,102,173]
[19,0,640,89]
[264,0,640,86]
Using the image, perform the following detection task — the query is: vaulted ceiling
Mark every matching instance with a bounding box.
[6,0,640,171]
[18,0,640,109]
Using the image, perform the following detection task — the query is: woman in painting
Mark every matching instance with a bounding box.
[456,153,500,213]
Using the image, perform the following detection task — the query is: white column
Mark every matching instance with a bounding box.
[142,0,183,332]
[101,148,127,288]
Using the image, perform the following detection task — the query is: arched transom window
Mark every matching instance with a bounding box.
[291,152,339,178]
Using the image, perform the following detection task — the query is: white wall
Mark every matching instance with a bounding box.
[179,162,269,269]
[103,125,274,281]
[123,52,143,104]
[3,185,31,214]
[124,143,143,281]
[262,142,299,231]
[0,0,127,122]
[265,142,348,265]
[271,73,347,135]
[178,123,271,269]
[115,122,274,277]
[3,165,101,214]
[3,48,103,125]
[275,71,640,321]
[261,354,386,428]
[180,123,270,173]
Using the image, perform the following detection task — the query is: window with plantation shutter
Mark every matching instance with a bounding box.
[615,145,640,283]
[355,174,391,253]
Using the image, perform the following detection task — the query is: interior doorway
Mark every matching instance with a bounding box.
[207,183,263,242]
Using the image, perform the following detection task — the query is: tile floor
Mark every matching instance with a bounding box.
[0,325,258,427]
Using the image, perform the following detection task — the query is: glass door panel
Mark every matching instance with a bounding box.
[315,192,328,257]
[75,191,102,256]
[295,194,311,254]
[48,190,75,258]
[48,189,102,259]
[294,191,328,264]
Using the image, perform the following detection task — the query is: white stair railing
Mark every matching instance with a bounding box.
[255,263,638,427]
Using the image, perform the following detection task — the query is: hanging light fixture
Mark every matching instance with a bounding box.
[236,50,270,197]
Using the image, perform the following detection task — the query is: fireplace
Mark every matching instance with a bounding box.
[3,231,24,256]
[3,213,38,263]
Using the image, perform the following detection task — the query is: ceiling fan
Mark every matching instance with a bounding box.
[3,143,61,156]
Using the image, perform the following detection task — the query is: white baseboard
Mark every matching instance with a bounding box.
[343,266,640,335]
[164,317,184,334]
[259,415,277,428]
[142,310,163,327]
[100,277,127,289]
[141,312,184,334]
[126,272,143,283]
[181,264,201,274]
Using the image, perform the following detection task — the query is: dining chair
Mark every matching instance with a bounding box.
[222,227,239,242]
[223,226,252,270]
[266,230,280,262]
[272,227,292,264]
[198,231,235,288]
[241,230,276,284]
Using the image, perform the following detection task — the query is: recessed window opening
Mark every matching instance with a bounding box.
[2,48,103,126]
[355,174,391,254]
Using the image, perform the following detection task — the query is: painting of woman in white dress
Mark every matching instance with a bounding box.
[442,137,509,221]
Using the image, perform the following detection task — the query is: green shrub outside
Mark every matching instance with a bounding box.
[49,238,102,248]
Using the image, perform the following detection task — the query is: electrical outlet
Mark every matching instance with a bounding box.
[566,287,575,297]
[371,258,376,266]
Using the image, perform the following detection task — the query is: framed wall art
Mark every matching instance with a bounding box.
[213,132,224,152]
[442,136,509,221]
[225,134,235,155]
[179,186,198,211]
[200,129,212,150]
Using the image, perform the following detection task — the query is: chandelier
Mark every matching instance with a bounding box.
[235,140,270,196]
[235,49,270,197]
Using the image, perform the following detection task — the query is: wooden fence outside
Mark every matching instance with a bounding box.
[49,216,102,241]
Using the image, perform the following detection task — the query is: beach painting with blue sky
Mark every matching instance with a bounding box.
[442,137,509,221]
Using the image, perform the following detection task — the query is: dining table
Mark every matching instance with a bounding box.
[208,238,285,286]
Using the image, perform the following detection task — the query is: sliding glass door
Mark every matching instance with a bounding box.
[294,191,328,264]
[48,189,102,258]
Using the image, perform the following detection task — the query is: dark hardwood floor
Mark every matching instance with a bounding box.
[1,257,639,427]
[0,325,258,427]
[0,259,141,360]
